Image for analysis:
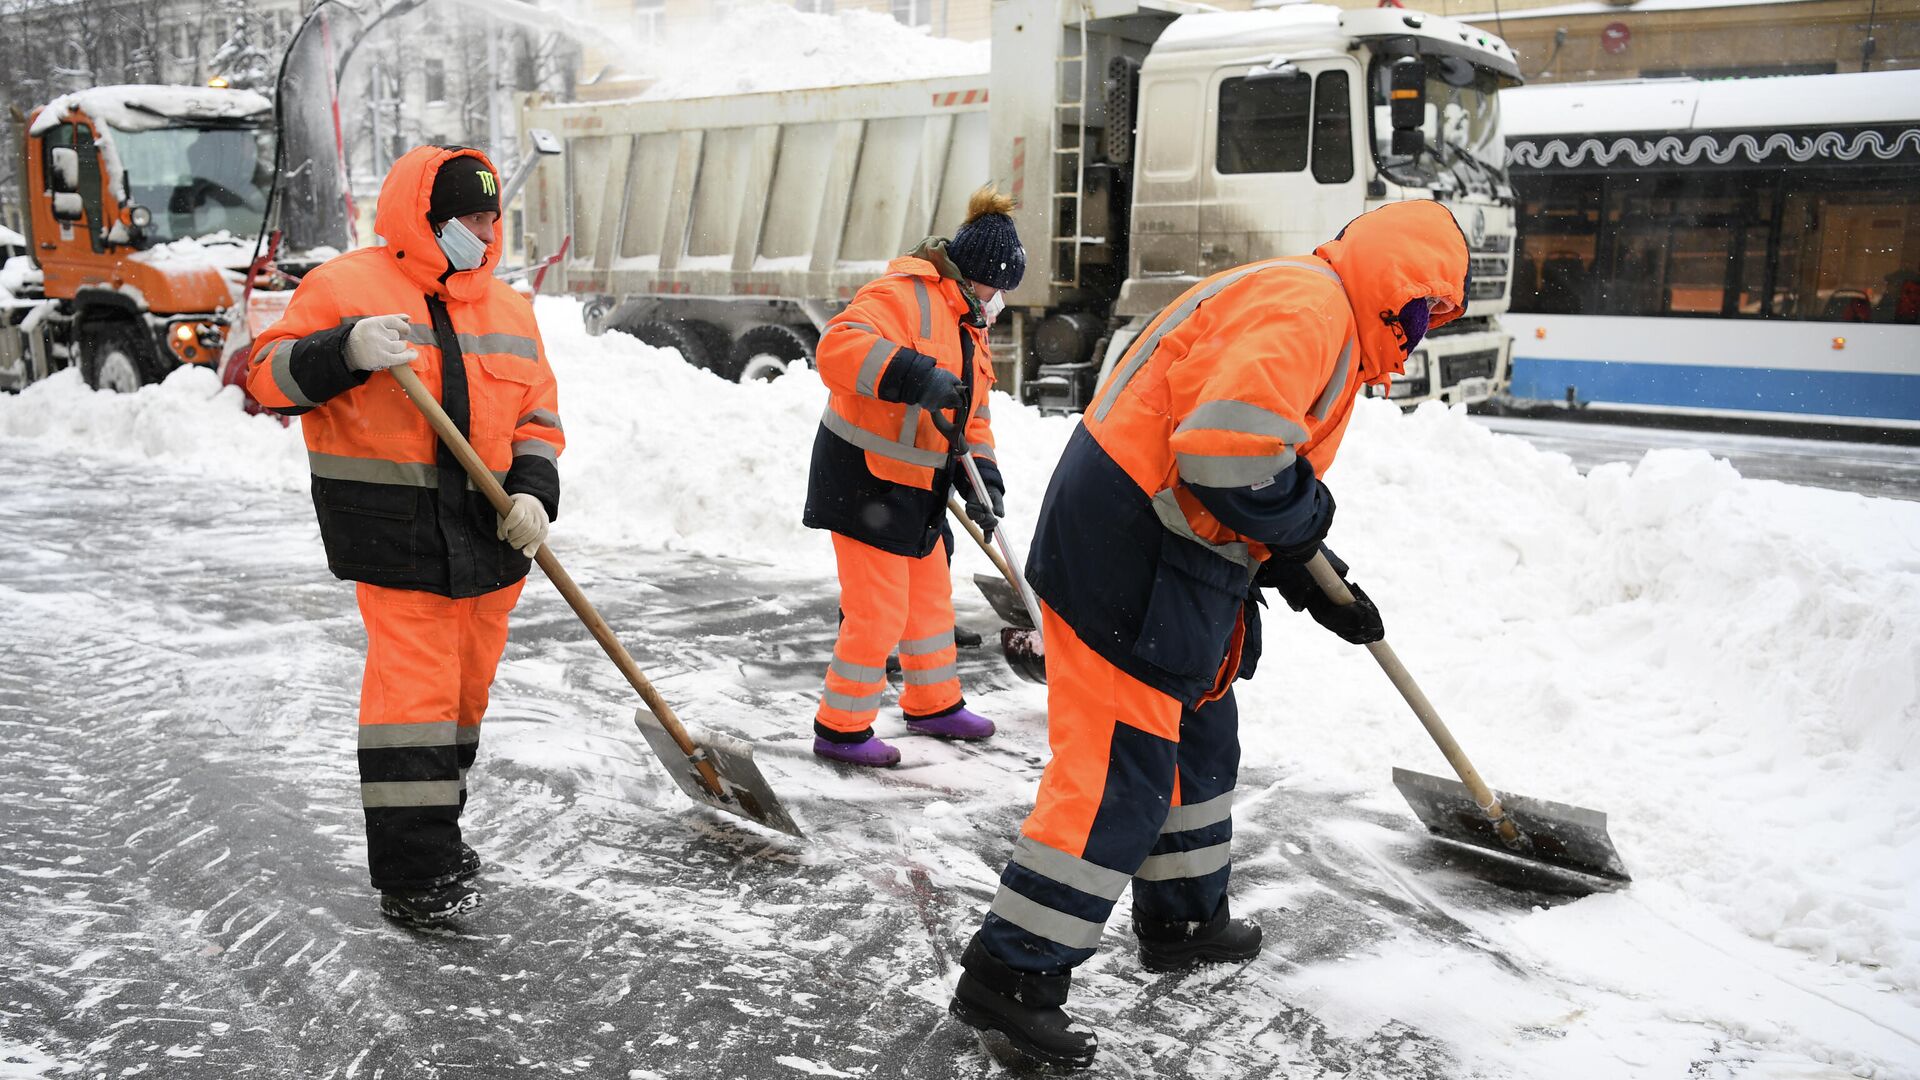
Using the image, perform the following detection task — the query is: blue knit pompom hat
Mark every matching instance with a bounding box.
[947,186,1026,292]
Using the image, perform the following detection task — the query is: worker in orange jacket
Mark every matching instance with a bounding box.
[947,201,1470,1067]
[247,146,563,926]
[803,187,1024,767]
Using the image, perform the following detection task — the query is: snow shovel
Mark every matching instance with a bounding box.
[948,496,1031,630]
[390,364,803,838]
[1304,553,1629,887]
[934,418,1046,683]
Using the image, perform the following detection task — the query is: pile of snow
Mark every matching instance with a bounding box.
[624,4,989,101]
[130,231,258,273]
[2,294,1917,1051]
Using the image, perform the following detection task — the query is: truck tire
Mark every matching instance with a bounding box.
[79,319,161,394]
[728,324,818,383]
[616,319,719,371]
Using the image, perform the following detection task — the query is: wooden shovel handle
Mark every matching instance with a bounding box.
[1305,552,1522,846]
[949,495,1015,585]
[387,363,728,800]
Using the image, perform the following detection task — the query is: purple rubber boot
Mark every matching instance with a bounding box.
[906,706,996,740]
[813,734,902,767]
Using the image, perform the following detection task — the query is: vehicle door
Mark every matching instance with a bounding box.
[1198,56,1365,275]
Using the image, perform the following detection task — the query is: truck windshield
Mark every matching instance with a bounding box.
[111,124,273,245]
[1369,53,1507,198]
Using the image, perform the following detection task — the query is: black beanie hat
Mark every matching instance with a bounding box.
[947,186,1026,293]
[428,152,500,224]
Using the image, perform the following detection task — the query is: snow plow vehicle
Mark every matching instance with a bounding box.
[523,0,1522,411]
[0,85,273,393]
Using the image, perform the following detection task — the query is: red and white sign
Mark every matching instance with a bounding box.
[1602,22,1631,55]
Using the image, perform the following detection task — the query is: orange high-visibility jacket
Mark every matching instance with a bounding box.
[803,251,996,557]
[248,146,564,598]
[1027,201,1469,703]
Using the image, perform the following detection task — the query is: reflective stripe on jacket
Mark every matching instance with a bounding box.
[247,145,564,598]
[1027,201,1469,704]
[803,255,995,558]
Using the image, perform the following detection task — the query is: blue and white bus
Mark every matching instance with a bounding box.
[1501,71,1920,428]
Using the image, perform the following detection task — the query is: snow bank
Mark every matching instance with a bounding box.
[2,293,1917,1024]
[625,4,989,101]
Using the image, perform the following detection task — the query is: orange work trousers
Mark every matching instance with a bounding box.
[973,601,1241,972]
[355,578,524,891]
[817,532,962,735]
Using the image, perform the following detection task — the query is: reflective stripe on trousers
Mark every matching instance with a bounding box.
[975,602,1240,973]
[355,578,524,891]
[817,532,962,733]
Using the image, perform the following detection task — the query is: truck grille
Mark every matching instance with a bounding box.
[1469,255,1509,279]
[1445,350,1498,385]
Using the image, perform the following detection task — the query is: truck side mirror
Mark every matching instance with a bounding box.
[1388,56,1426,158]
[49,146,80,192]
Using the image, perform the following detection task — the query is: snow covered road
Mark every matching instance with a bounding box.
[0,443,1576,1078]
[4,301,1919,1077]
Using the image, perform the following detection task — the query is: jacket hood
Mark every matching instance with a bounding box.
[374,145,503,303]
[1315,201,1469,386]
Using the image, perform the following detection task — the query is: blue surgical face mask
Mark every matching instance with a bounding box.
[435,217,489,272]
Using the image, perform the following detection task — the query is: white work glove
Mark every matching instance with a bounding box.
[497,492,549,557]
[345,313,417,372]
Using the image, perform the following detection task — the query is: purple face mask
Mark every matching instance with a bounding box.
[1397,297,1431,355]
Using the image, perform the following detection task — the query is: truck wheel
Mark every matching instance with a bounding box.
[729,324,818,383]
[79,320,160,394]
[617,319,719,371]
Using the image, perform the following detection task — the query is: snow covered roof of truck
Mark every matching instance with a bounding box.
[1502,69,1920,136]
[28,85,272,137]
[1152,4,1520,79]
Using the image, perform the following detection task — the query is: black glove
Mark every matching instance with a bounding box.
[916,368,966,412]
[956,457,1005,541]
[1303,580,1385,645]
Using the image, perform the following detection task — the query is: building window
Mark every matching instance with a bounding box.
[891,0,931,29]
[636,0,664,45]
[794,0,834,12]
[425,57,446,104]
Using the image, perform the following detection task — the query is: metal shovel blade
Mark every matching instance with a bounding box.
[1392,767,1630,887]
[1000,626,1047,684]
[973,573,1035,630]
[633,710,804,838]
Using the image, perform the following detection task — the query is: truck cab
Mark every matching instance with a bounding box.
[1007,3,1521,410]
[3,85,273,393]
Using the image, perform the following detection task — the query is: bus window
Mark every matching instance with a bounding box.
[1514,162,1919,323]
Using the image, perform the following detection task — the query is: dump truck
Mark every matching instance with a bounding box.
[1,85,273,393]
[522,0,1521,410]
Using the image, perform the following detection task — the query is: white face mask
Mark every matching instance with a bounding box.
[435,217,489,272]
[982,291,1006,326]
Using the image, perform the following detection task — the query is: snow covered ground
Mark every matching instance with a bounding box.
[1,298,1917,1078]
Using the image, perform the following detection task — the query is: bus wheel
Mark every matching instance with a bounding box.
[617,319,719,371]
[729,324,818,384]
[80,320,159,393]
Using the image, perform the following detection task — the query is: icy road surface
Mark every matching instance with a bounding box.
[1474,415,1920,502]
[3,442,1916,1079]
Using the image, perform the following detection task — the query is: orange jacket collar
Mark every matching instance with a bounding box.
[1316,201,1469,386]
[886,255,973,319]
[374,145,503,303]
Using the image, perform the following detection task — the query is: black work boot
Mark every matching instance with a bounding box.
[954,624,984,649]
[1134,898,1263,973]
[455,842,481,882]
[949,935,1097,1070]
[379,881,481,926]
